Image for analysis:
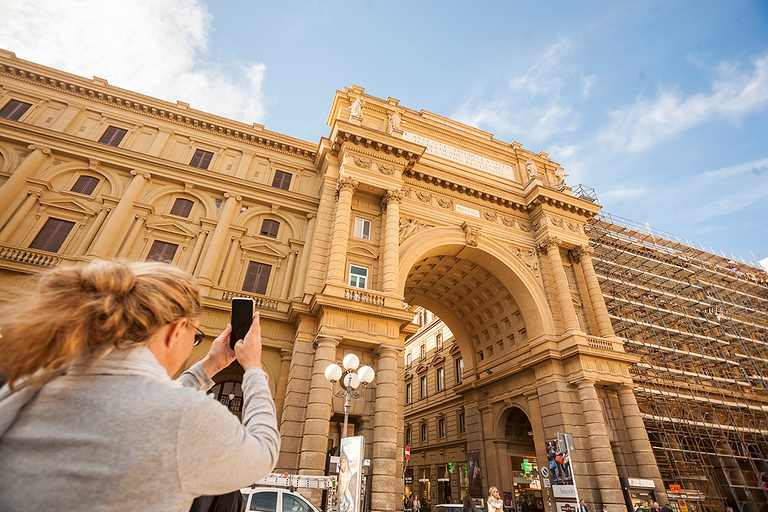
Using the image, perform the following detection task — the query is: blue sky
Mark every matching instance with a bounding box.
[2,0,767,266]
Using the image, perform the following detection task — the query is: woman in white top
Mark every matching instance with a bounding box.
[0,259,280,511]
[487,487,503,512]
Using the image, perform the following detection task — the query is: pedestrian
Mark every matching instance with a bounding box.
[413,494,421,512]
[603,506,608,512]
[0,259,280,511]
[464,495,478,512]
[652,503,661,512]
[488,487,503,512]
[661,504,673,512]
[580,499,589,512]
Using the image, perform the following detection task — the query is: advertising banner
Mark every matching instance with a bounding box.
[339,436,365,512]
[468,452,483,497]
[546,439,576,500]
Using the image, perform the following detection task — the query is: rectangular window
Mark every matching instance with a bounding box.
[71,175,100,195]
[420,344,426,359]
[243,261,272,295]
[421,423,427,442]
[349,265,368,289]
[29,218,75,253]
[420,375,427,398]
[98,126,128,147]
[456,358,464,384]
[170,198,194,217]
[436,367,444,391]
[271,170,292,191]
[354,217,371,240]
[0,99,32,121]
[405,428,411,446]
[406,351,412,367]
[146,240,178,264]
[459,412,466,434]
[436,332,443,349]
[260,219,280,238]
[406,383,412,404]
[438,418,446,438]
[189,149,214,169]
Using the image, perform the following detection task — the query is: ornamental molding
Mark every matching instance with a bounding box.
[399,217,434,244]
[0,61,316,161]
[461,221,480,247]
[330,128,421,164]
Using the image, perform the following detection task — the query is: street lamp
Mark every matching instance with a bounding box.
[325,353,375,439]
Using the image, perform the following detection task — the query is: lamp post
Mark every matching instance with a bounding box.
[325,353,375,439]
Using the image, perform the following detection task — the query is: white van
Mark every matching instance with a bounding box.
[239,486,322,512]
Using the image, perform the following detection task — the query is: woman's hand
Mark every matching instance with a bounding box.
[199,324,236,377]
[235,311,262,370]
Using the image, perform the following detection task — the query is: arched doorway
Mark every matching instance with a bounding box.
[502,407,542,512]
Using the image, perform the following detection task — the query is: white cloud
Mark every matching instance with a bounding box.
[600,52,768,153]
[0,0,267,124]
[601,186,649,201]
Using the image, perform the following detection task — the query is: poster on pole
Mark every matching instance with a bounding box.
[468,451,483,497]
[339,436,365,512]
[546,439,576,499]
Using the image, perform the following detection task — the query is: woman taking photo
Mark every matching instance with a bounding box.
[0,259,280,511]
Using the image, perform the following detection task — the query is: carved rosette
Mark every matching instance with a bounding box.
[352,156,373,169]
[378,163,398,175]
[436,197,453,209]
[416,191,432,203]
[501,216,516,227]
[483,211,498,222]
[461,221,481,247]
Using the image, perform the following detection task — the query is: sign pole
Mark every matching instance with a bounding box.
[403,446,411,510]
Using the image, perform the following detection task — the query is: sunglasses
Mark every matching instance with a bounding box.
[192,325,205,346]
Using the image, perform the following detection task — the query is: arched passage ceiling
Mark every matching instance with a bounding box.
[404,254,527,368]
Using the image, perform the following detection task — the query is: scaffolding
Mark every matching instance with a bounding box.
[587,211,768,512]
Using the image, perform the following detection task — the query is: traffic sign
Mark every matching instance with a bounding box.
[405,446,411,460]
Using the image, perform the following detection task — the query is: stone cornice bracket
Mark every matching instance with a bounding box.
[88,159,100,170]
[461,221,481,247]
[331,129,421,164]
[337,176,358,193]
[572,245,593,259]
[381,189,404,207]
[537,236,561,253]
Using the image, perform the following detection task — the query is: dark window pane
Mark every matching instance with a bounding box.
[260,219,280,238]
[189,149,214,169]
[146,240,178,263]
[0,100,32,121]
[170,198,194,217]
[71,176,100,195]
[243,261,272,295]
[29,218,75,253]
[98,126,128,147]
[248,491,277,512]
[271,170,292,191]
[284,494,311,512]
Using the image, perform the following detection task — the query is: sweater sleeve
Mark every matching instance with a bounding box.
[176,367,280,496]
[176,362,215,391]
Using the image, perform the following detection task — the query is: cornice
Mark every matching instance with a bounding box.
[0,59,317,162]
[329,120,423,166]
[0,121,321,210]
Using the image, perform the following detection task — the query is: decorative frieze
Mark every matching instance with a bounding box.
[399,217,434,244]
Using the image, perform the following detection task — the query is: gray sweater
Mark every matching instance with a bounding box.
[0,346,280,512]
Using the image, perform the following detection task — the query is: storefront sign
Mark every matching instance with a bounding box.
[556,502,578,512]
[627,478,656,489]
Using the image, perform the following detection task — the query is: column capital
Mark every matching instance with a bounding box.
[313,333,342,350]
[571,377,596,390]
[306,212,316,220]
[573,245,594,259]
[223,192,242,201]
[280,348,293,360]
[537,236,561,253]
[612,382,636,394]
[374,343,402,358]
[338,176,358,192]
[27,144,51,155]
[129,169,151,180]
[381,189,404,207]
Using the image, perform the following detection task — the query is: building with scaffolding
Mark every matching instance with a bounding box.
[587,210,768,512]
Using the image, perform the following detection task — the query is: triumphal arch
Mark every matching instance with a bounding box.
[286,87,666,512]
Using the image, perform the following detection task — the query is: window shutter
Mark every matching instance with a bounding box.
[0,100,32,121]
[271,170,292,191]
[98,126,128,147]
[29,218,75,253]
[71,176,100,195]
[170,198,194,217]
[189,149,214,169]
[146,241,178,263]
[260,219,280,238]
[243,261,272,295]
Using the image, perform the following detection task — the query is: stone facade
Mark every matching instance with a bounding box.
[0,51,666,512]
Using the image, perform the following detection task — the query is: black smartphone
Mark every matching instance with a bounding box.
[230,297,254,349]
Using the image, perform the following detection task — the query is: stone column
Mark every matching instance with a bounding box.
[75,206,109,255]
[326,177,357,285]
[371,344,400,512]
[219,236,241,287]
[117,214,146,258]
[89,170,150,259]
[615,384,668,505]
[0,145,51,230]
[574,246,615,338]
[381,189,403,294]
[292,213,317,299]
[575,379,623,508]
[280,250,298,299]
[274,349,292,425]
[185,229,209,274]
[298,335,340,504]
[196,193,241,286]
[539,237,580,333]
[0,190,41,243]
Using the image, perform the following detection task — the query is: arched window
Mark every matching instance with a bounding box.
[209,380,243,413]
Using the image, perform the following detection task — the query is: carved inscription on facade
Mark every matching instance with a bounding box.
[402,131,517,182]
[455,204,480,218]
